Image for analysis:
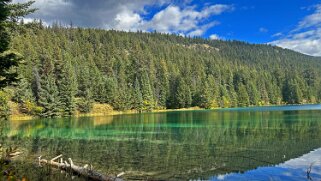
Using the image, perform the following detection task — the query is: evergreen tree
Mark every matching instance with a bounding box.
[219,85,231,108]
[56,54,77,116]
[0,0,35,88]
[133,77,143,112]
[104,76,117,105]
[283,78,303,104]
[77,64,93,113]
[198,81,211,108]
[237,83,250,107]
[175,77,192,108]
[156,59,169,108]
[247,82,259,105]
[37,55,60,117]
[141,71,154,111]
[14,76,33,103]
[6,24,321,117]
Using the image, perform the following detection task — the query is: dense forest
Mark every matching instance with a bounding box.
[4,22,321,117]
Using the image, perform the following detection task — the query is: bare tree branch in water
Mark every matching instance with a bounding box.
[38,154,125,181]
[0,145,22,178]
[307,162,315,181]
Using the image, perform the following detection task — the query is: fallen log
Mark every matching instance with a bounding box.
[38,155,124,181]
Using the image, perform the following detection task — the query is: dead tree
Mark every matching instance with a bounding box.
[38,155,124,181]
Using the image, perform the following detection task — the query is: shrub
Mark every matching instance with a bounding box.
[19,100,43,116]
[76,98,93,113]
[0,91,10,118]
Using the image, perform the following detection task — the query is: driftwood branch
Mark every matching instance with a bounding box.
[1,145,23,163]
[307,162,314,181]
[38,155,124,181]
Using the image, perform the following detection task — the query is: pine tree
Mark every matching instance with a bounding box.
[198,81,211,108]
[104,76,117,105]
[77,64,93,113]
[133,77,143,112]
[56,54,77,116]
[14,76,33,103]
[175,77,192,108]
[141,71,154,111]
[283,78,302,104]
[38,73,60,117]
[156,59,169,108]
[219,85,231,108]
[37,55,61,117]
[0,0,35,88]
[247,82,259,105]
[237,83,250,107]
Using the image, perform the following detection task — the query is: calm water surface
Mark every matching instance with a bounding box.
[1,104,321,180]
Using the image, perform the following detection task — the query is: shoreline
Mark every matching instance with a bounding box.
[9,106,204,121]
[9,103,321,121]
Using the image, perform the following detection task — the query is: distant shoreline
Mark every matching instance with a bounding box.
[10,103,321,121]
[9,106,204,121]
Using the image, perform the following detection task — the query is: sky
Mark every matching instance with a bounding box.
[12,0,321,57]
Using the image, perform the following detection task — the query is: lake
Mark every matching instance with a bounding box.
[2,104,321,180]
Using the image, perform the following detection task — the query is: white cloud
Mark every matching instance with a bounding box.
[113,8,143,31]
[271,4,321,56]
[143,5,231,36]
[297,4,321,30]
[12,0,233,37]
[209,34,221,40]
[188,29,204,36]
[259,27,268,33]
[202,4,235,17]
[272,32,283,37]
[12,0,168,28]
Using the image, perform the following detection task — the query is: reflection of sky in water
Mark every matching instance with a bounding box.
[218,104,321,112]
[211,148,321,181]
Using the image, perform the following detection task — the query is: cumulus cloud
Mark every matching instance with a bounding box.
[12,0,233,36]
[12,0,168,28]
[209,34,221,40]
[271,4,321,56]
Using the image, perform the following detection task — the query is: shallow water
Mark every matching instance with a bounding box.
[2,104,321,180]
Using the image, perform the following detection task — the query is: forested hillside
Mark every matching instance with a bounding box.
[9,22,321,117]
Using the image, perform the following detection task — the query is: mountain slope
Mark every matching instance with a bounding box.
[9,23,321,116]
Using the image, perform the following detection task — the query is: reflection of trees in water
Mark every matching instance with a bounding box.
[2,110,321,180]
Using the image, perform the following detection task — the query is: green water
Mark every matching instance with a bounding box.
[2,104,321,180]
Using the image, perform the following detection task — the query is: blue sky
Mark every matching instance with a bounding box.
[13,0,321,56]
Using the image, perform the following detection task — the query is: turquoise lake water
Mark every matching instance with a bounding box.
[1,104,321,180]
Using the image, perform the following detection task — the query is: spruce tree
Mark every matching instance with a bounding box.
[37,55,61,117]
[237,83,250,107]
[77,64,93,113]
[247,82,259,105]
[141,71,154,111]
[134,77,143,112]
[56,54,77,116]
[0,0,35,88]
[156,59,169,108]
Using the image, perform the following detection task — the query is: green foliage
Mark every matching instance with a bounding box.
[282,77,303,104]
[140,72,155,111]
[55,53,77,116]
[0,91,9,117]
[13,76,33,103]
[7,24,321,117]
[237,83,250,107]
[76,97,93,113]
[19,100,43,115]
[133,78,143,112]
[0,0,35,89]
[36,55,61,117]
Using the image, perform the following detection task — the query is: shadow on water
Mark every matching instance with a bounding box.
[1,105,321,180]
